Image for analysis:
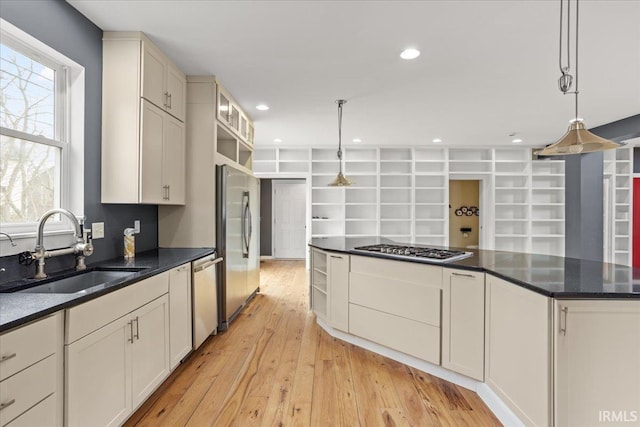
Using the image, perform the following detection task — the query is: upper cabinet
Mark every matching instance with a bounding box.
[101,32,186,205]
[142,43,186,122]
[216,82,254,146]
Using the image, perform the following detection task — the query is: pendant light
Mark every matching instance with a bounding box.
[536,0,622,156]
[328,99,353,186]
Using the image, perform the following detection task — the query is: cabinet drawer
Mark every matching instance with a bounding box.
[0,314,58,381]
[350,255,442,287]
[350,272,441,326]
[4,394,56,427]
[0,355,56,427]
[66,271,169,344]
[349,304,440,365]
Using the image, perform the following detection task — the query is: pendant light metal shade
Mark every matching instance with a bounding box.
[328,171,352,187]
[535,120,622,156]
[328,99,353,186]
[537,0,621,156]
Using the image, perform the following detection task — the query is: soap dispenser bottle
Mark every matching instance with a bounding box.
[124,228,136,259]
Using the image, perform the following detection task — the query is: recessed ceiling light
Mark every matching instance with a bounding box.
[273,138,282,143]
[353,138,362,143]
[432,138,443,143]
[256,104,269,111]
[400,48,420,60]
[512,138,523,143]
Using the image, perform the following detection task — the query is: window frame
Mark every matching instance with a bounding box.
[0,19,84,251]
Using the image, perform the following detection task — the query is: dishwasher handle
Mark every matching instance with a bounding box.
[193,257,223,272]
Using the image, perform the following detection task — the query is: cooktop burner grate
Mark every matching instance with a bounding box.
[352,244,473,263]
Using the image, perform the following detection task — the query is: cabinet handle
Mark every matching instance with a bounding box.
[168,93,172,109]
[452,272,475,278]
[128,321,134,343]
[330,255,343,259]
[0,399,16,411]
[0,353,16,363]
[176,265,189,272]
[163,91,169,108]
[134,316,140,340]
[560,306,568,335]
[167,185,170,201]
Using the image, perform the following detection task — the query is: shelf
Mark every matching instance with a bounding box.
[495,219,529,222]
[313,268,327,276]
[496,187,528,190]
[532,235,564,238]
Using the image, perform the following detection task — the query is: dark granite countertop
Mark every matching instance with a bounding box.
[309,237,640,299]
[0,248,214,333]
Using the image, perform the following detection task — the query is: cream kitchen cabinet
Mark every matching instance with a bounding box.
[554,300,640,427]
[102,32,186,205]
[139,34,186,121]
[169,263,192,370]
[349,255,442,364]
[328,253,350,332]
[216,81,254,146]
[0,313,63,427]
[442,268,485,381]
[140,100,186,205]
[65,272,170,427]
[485,274,551,427]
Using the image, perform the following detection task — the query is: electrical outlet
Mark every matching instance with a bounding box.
[92,222,105,239]
[134,220,140,234]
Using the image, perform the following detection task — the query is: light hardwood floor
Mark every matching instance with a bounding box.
[125,260,502,427]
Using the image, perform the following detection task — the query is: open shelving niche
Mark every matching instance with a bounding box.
[605,146,633,267]
[310,249,328,320]
[414,148,448,247]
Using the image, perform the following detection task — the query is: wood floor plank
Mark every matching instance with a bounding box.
[126,260,502,427]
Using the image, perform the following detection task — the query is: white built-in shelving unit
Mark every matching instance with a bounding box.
[254,146,634,263]
[310,249,328,320]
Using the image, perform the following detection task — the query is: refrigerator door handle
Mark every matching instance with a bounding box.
[242,192,250,258]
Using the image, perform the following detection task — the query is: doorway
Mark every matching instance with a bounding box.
[449,180,481,249]
[272,180,306,259]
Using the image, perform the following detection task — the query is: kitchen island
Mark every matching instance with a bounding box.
[309,237,640,427]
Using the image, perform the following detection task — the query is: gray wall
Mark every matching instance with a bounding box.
[260,179,272,256]
[1,0,158,264]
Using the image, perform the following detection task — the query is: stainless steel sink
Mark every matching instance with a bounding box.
[18,270,140,294]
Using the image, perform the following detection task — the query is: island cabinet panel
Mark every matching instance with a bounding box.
[328,253,349,332]
[554,300,640,427]
[442,269,485,381]
[485,275,551,427]
[348,255,442,364]
[169,263,193,370]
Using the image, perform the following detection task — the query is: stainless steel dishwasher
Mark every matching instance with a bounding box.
[192,254,223,349]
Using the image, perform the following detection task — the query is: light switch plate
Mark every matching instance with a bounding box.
[134,220,140,234]
[92,222,105,239]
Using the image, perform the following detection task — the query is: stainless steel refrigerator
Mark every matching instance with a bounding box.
[216,164,260,331]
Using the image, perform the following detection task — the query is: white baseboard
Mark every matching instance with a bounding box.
[260,256,274,260]
[315,317,524,427]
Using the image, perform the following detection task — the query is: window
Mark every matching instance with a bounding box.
[1,39,66,224]
[0,19,84,243]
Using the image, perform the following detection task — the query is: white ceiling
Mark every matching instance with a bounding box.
[68,0,640,149]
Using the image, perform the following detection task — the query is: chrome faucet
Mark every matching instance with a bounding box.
[30,209,94,279]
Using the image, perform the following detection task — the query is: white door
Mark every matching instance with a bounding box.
[273,180,306,259]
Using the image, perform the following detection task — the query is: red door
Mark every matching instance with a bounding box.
[633,178,640,267]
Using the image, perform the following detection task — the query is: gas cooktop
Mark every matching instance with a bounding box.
[352,244,473,263]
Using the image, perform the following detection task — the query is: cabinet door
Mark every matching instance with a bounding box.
[66,316,132,427]
[140,100,165,204]
[555,300,640,427]
[442,269,485,381]
[166,62,186,122]
[163,114,186,205]
[141,42,166,110]
[328,253,349,332]
[485,275,551,427]
[169,264,192,370]
[131,295,170,408]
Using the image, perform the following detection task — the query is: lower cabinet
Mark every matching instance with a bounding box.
[0,313,63,427]
[442,268,485,381]
[554,300,640,427]
[328,253,349,332]
[169,262,192,369]
[66,295,169,427]
[349,255,442,364]
[485,275,551,427]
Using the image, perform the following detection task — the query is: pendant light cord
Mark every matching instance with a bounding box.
[336,99,346,174]
[559,0,571,74]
